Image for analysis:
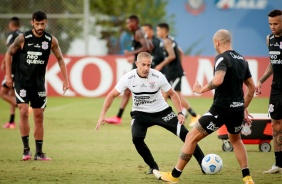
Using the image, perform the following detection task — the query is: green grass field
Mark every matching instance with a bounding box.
[0,97,281,184]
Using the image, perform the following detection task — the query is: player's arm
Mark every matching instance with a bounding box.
[155,39,176,71]
[96,89,121,130]
[166,88,185,125]
[5,34,24,88]
[255,35,273,95]
[193,70,226,94]
[124,30,148,56]
[51,36,69,94]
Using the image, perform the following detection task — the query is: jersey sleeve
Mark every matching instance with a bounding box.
[214,56,227,72]
[6,34,14,46]
[115,73,129,94]
[159,73,171,92]
[244,62,252,80]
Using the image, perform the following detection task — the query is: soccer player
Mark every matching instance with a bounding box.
[156,23,200,126]
[5,11,69,161]
[105,15,149,125]
[256,9,282,174]
[96,52,205,174]
[1,17,21,129]
[153,29,255,184]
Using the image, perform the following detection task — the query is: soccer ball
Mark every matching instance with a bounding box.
[201,154,223,174]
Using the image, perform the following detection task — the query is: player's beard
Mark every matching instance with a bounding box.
[34,28,44,36]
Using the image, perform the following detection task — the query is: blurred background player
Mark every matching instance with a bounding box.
[105,15,149,124]
[256,9,282,174]
[1,17,21,129]
[5,11,69,161]
[156,23,200,126]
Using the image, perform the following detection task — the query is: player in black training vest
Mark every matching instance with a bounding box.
[105,15,149,125]
[5,11,69,161]
[154,30,255,184]
[256,9,282,174]
[1,17,21,129]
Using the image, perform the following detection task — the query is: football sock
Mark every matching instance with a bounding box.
[275,152,282,167]
[242,167,250,178]
[172,167,182,178]
[36,140,43,153]
[9,114,15,123]
[117,108,124,118]
[188,108,197,117]
[182,108,188,117]
[22,136,30,150]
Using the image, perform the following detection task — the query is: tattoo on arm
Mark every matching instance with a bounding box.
[8,35,23,55]
[259,64,273,83]
[208,81,217,90]
[179,152,192,162]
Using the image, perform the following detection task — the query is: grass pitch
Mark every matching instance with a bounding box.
[0,97,281,184]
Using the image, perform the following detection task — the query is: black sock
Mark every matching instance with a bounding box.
[36,140,43,153]
[22,136,29,150]
[171,167,182,178]
[242,168,250,178]
[188,108,197,117]
[275,152,282,167]
[117,108,124,118]
[9,114,15,123]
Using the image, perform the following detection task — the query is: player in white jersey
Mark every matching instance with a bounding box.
[96,52,205,174]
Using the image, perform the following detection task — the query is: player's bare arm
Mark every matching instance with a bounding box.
[166,88,185,124]
[5,34,24,88]
[124,30,148,56]
[51,36,69,94]
[155,39,176,71]
[96,89,121,130]
[193,70,226,94]
[243,77,255,123]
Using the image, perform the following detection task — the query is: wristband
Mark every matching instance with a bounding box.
[178,112,184,116]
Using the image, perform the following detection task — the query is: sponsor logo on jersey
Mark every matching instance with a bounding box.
[149,81,155,89]
[34,43,41,48]
[162,112,177,122]
[229,52,244,60]
[25,34,32,38]
[230,102,244,108]
[20,89,26,97]
[206,122,219,132]
[185,0,205,15]
[268,104,274,113]
[141,83,147,87]
[215,0,267,10]
[269,51,280,55]
[241,123,251,136]
[133,97,156,106]
[38,91,46,97]
[42,41,49,50]
[26,51,45,65]
[45,35,51,41]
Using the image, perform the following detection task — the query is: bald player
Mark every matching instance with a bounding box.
[153,29,255,184]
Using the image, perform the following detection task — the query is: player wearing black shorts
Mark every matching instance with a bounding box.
[156,23,200,126]
[5,11,69,161]
[1,17,21,129]
[97,52,205,174]
[105,15,149,124]
[256,10,282,174]
[154,30,255,184]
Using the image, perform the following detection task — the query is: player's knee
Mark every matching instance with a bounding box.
[132,136,145,145]
[19,108,29,118]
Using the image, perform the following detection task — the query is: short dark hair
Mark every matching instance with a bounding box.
[143,23,153,29]
[9,17,20,27]
[128,15,139,23]
[268,10,282,17]
[32,11,47,21]
[157,23,169,31]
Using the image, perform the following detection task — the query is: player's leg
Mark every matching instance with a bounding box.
[105,88,131,124]
[1,83,17,128]
[131,112,158,174]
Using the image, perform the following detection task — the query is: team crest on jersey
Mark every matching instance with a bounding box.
[268,104,274,113]
[19,89,26,97]
[42,41,49,50]
[241,123,252,136]
[149,82,155,89]
[280,42,282,49]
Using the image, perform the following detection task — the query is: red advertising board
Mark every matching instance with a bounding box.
[0,55,272,97]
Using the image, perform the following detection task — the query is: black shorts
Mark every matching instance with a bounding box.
[199,107,244,134]
[14,88,47,108]
[167,76,182,91]
[269,88,282,120]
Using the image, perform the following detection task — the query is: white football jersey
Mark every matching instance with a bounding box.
[115,69,171,113]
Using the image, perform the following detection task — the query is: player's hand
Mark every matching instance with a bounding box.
[244,109,253,124]
[255,81,262,95]
[124,50,131,56]
[178,114,186,125]
[96,115,106,130]
[154,64,163,71]
[5,74,13,88]
[62,80,69,94]
[193,81,202,94]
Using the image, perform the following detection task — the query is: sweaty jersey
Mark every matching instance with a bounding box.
[212,50,252,110]
[6,30,21,74]
[115,69,171,113]
[268,34,282,90]
[150,35,165,68]
[15,30,52,90]
[164,36,183,79]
